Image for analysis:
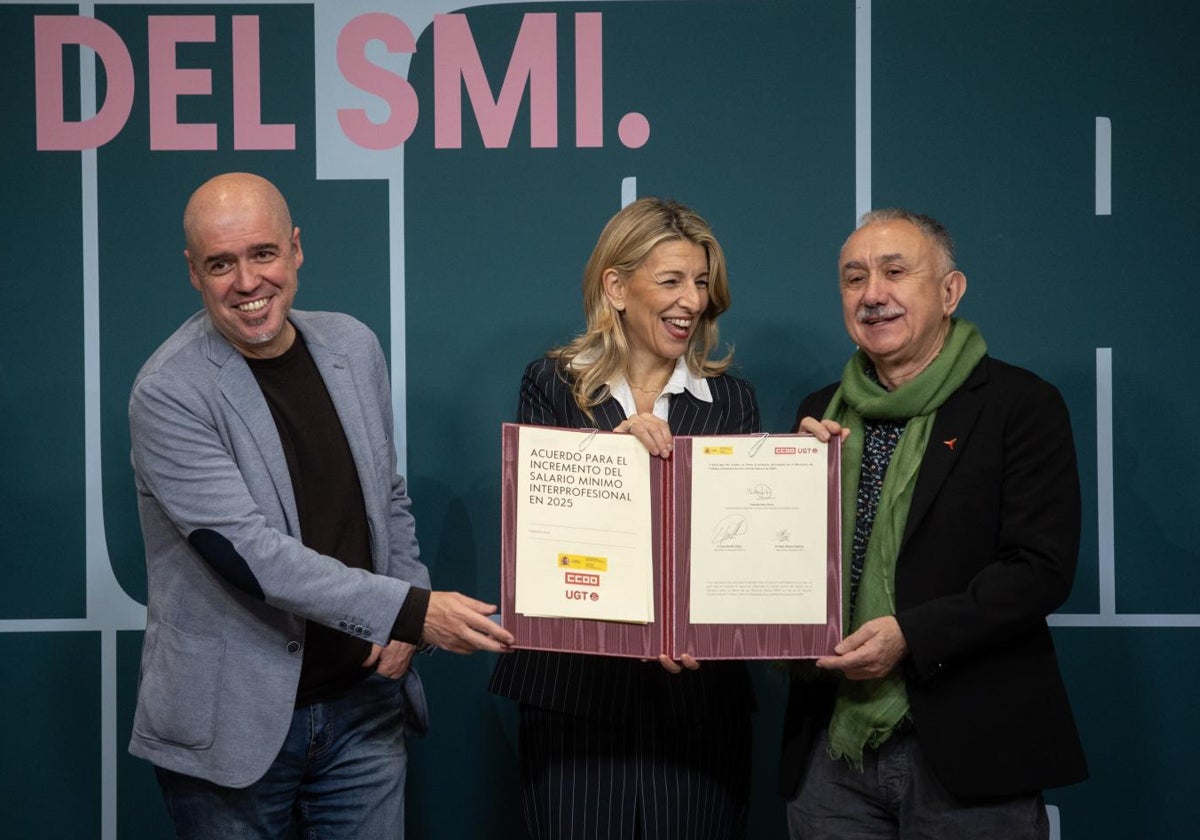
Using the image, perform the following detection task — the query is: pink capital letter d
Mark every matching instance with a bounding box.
[35,16,135,151]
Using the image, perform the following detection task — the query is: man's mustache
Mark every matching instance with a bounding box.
[856,304,905,323]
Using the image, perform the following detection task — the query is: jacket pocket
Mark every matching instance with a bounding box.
[133,622,225,749]
[401,670,430,737]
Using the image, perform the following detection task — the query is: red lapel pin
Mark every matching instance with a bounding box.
[943,438,958,451]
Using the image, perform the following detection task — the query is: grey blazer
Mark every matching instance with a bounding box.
[127,309,429,788]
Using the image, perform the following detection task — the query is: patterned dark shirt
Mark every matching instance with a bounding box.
[849,366,908,624]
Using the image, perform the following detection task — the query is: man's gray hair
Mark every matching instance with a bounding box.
[859,208,957,275]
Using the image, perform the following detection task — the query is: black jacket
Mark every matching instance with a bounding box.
[779,356,1088,798]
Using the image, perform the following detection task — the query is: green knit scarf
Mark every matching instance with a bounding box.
[824,318,987,767]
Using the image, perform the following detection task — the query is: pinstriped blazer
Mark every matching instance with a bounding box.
[489,356,760,721]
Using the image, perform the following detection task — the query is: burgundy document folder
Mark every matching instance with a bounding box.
[500,424,842,659]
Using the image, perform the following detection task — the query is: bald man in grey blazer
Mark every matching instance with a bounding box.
[128,172,513,839]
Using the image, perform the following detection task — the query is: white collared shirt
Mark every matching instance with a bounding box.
[607,357,713,422]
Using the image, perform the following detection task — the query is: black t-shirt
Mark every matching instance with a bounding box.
[247,334,374,707]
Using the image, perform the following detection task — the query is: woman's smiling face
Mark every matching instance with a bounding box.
[605,238,710,369]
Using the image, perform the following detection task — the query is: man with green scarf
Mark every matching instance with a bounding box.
[779,210,1087,839]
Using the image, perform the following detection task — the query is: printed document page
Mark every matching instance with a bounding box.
[514,426,655,621]
[688,436,829,624]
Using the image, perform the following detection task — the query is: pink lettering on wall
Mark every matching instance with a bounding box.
[147,16,217,150]
[336,13,419,151]
[618,112,650,149]
[232,16,295,150]
[433,13,557,149]
[574,13,603,148]
[32,11,646,153]
[34,16,134,151]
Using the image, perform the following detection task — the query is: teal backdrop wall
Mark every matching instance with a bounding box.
[1,1,1196,837]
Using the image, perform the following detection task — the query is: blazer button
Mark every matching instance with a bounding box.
[287,641,301,654]
[363,628,372,638]
[338,620,348,629]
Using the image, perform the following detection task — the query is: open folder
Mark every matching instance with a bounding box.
[500,424,842,659]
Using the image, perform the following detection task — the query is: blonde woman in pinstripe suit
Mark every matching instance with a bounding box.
[490,199,759,840]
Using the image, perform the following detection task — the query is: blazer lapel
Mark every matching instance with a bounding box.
[667,389,716,436]
[593,397,627,432]
[300,322,389,559]
[667,391,691,433]
[207,324,302,536]
[901,359,988,548]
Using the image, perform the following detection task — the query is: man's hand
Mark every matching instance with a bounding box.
[422,591,515,653]
[797,415,850,442]
[816,616,908,680]
[362,640,415,679]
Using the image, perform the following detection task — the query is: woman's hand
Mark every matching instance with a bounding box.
[616,413,674,458]
[657,653,701,674]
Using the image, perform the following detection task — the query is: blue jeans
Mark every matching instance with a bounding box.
[786,728,1048,840]
[157,673,409,840]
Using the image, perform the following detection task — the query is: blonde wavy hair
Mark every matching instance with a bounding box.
[551,198,733,417]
